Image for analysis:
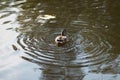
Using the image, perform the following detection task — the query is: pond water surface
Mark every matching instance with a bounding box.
[0,0,120,80]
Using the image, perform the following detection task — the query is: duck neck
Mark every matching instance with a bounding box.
[61,29,66,36]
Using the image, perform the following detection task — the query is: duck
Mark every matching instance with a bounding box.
[55,29,68,47]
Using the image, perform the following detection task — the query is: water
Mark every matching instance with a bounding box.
[0,0,120,80]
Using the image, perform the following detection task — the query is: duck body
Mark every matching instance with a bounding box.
[55,29,68,47]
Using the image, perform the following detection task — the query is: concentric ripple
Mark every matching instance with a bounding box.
[17,28,112,67]
[71,29,112,67]
[17,28,76,66]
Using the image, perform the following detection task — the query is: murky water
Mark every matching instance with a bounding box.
[0,0,120,80]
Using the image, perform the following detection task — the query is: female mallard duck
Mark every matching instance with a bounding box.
[55,29,68,47]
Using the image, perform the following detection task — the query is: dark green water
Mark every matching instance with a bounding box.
[0,0,120,80]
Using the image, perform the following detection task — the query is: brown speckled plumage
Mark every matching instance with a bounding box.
[55,29,68,47]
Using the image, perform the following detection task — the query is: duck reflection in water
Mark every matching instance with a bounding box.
[55,29,68,47]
